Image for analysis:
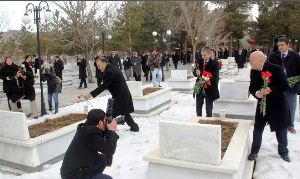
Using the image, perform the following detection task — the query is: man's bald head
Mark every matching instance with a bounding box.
[249,51,267,70]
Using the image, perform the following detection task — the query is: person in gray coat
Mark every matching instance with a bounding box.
[131,50,142,81]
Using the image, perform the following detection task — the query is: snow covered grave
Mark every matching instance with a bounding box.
[213,66,257,120]
[165,70,196,92]
[0,110,85,172]
[143,117,254,179]
[127,81,172,117]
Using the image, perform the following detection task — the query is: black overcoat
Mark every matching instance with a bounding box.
[90,64,134,116]
[193,58,220,101]
[249,62,290,131]
[77,58,87,79]
[60,123,119,179]
[268,50,300,93]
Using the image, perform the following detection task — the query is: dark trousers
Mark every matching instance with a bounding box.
[92,174,112,179]
[6,92,22,110]
[250,122,288,156]
[133,73,141,81]
[124,113,139,131]
[144,68,150,81]
[79,78,87,87]
[196,92,214,117]
[174,62,178,69]
[161,66,165,81]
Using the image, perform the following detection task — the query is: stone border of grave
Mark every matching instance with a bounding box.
[127,81,173,117]
[132,86,173,117]
[143,117,254,179]
[0,110,86,173]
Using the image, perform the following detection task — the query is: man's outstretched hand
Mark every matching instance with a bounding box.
[77,93,92,102]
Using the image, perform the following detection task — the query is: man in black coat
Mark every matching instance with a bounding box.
[234,48,247,70]
[53,55,64,81]
[22,55,34,73]
[33,55,44,74]
[223,48,229,59]
[108,51,122,70]
[193,47,220,117]
[268,37,300,134]
[248,51,290,162]
[172,50,180,70]
[61,109,118,179]
[80,56,139,132]
[77,54,88,89]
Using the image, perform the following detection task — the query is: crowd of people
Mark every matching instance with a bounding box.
[1,36,299,178]
[0,55,64,117]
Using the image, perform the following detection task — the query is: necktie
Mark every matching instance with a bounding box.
[203,61,207,71]
[281,54,286,74]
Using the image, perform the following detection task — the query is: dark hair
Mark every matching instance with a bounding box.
[95,56,108,63]
[86,109,106,126]
[278,36,289,45]
[25,55,31,60]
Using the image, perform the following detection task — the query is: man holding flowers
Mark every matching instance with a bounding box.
[248,51,291,162]
[193,47,220,117]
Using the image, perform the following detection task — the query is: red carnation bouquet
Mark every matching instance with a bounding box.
[193,71,212,95]
[259,71,272,117]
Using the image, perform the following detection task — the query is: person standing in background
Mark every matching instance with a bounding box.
[77,54,87,89]
[131,50,142,81]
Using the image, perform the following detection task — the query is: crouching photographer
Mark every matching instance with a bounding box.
[61,109,119,179]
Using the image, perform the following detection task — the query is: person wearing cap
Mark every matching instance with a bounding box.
[79,56,139,132]
[61,109,118,179]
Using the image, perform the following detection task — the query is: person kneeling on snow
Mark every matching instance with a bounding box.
[60,109,119,179]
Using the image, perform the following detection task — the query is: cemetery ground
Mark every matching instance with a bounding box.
[0,62,300,179]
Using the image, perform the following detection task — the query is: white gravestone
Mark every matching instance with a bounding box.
[171,70,187,80]
[126,81,143,97]
[0,110,30,141]
[235,66,251,82]
[160,120,221,165]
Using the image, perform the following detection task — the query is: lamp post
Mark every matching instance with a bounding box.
[22,1,53,116]
[95,32,112,55]
[152,29,171,53]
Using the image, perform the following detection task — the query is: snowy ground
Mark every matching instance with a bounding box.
[1,92,300,179]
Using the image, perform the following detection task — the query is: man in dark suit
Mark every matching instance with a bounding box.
[234,48,247,70]
[193,47,220,117]
[33,55,44,74]
[108,51,122,70]
[61,109,118,179]
[248,51,290,162]
[77,54,87,89]
[268,37,300,134]
[79,56,139,132]
[22,55,34,73]
[53,55,64,81]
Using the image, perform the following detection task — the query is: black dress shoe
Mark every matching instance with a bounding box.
[248,153,257,161]
[130,124,139,132]
[280,154,291,162]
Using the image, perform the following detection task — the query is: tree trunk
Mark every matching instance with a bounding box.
[192,42,196,64]
[84,47,93,83]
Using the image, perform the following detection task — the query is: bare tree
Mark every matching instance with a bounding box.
[0,8,8,32]
[177,1,226,62]
[53,1,118,82]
